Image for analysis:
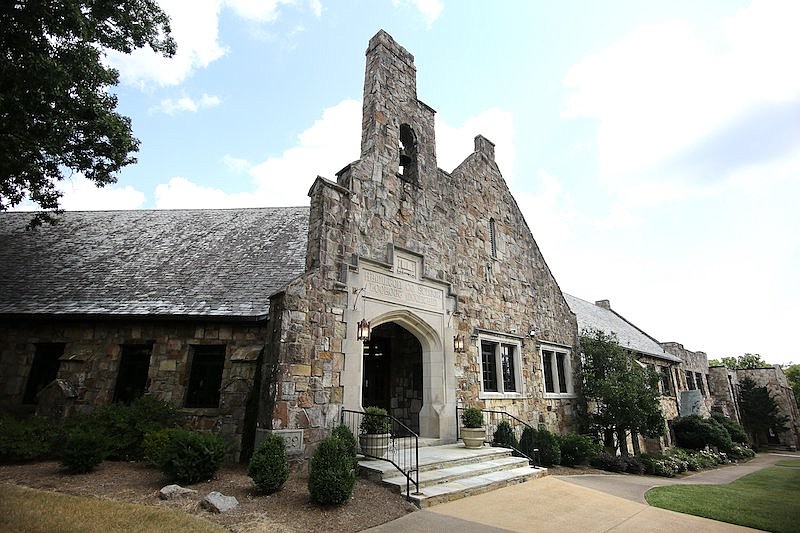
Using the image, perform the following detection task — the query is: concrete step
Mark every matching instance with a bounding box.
[403,465,547,508]
[382,455,531,490]
[358,442,547,508]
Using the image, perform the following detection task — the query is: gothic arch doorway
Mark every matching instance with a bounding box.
[362,322,423,433]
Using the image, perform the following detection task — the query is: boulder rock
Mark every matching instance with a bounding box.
[159,484,198,500]
[202,491,239,513]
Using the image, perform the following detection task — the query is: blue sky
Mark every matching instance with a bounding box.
[34,0,800,365]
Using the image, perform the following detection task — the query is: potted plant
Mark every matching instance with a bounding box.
[461,407,486,449]
[359,406,391,458]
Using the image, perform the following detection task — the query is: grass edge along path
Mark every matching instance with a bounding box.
[0,483,226,533]
[645,459,800,533]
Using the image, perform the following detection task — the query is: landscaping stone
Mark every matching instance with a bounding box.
[202,491,239,513]
[159,484,197,500]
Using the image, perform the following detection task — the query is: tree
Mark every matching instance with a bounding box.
[579,330,665,456]
[1,1,176,226]
[784,364,800,409]
[708,354,770,369]
[738,376,788,446]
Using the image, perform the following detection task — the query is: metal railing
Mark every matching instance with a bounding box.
[456,406,541,467]
[340,409,420,498]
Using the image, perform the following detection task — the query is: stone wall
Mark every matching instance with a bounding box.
[0,318,266,459]
[708,366,740,422]
[737,366,800,448]
[265,30,579,448]
[661,342,714,416]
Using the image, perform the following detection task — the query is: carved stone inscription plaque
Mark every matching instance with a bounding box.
[364,269,443,311]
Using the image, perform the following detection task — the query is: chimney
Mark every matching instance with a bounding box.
[474,135,495,161]
[595,299,611,310]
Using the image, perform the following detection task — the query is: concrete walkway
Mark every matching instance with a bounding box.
[366,452,799,532]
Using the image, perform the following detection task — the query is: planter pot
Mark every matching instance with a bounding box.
[461,427,486,449]
[359,433,391,458]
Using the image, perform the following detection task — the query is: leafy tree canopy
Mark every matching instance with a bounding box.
[782,364,800,409]
[579,330,665,455]
[708,354,771,369]
[737,376,788,444]
[0,1,176,226]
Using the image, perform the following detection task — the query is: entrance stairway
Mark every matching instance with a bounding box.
[358,442,547,507]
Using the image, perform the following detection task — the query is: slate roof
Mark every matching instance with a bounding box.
[564,294,681,363]
[0,208,309,319]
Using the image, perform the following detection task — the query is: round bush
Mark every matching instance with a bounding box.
[61,431,108,474]
[493,421,518,450]
[331,424,357,462]
[360,406,391,434]
[158,429,226,484]
[711,412,749,444]
[461,407,484,429]
[142,428,183,467]
[248,433,289,494]
[558,433,599,467]
[590,451,627,473]
[0,413,60,463]
[674,415,732,451]
[308,435,356,505]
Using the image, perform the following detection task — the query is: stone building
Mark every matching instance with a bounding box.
[661,342,714,417]
[0,31,580,457]
[564,295,683,452]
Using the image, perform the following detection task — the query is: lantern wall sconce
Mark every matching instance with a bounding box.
[528,325,537,338]
[453,333,466,353]
[357,319,371,341]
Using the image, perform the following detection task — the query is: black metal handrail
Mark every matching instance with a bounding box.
[340,409,420,498]
[456,406,541,467]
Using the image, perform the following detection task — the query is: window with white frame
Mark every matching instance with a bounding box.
[479,335,522,397]
[540,346,574,397]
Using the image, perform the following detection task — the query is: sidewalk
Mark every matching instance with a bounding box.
[365,453,799,533]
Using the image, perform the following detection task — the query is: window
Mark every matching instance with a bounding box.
[479,336,522,397]
[695,372,705,395]
[23,343,65,404]
[398,124,418,184]
[685,370,696,390]
[186,345,225,408]
[659,366,672,396]
[489,218,497,257]
[541,347,574,397]
[114,344,152,404]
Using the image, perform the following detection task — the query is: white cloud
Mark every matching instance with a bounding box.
[436,108,515,182]
[224,0,294,22]
[106,0,227,88]
[392,0,444,27]
[49,175,146,211]
[153,98,515,210]
[563,0,800,189]
[308,0,323,17]
[151,93,222,115]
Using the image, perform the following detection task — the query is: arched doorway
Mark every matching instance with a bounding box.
[362,322,423,433]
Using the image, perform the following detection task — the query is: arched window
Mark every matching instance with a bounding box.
[398,124,418,184]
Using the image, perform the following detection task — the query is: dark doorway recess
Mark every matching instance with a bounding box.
[23,343,65,404]
[113,344,153,404]
[362,322,423,433]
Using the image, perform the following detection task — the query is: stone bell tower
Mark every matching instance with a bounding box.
[359,30,437,188]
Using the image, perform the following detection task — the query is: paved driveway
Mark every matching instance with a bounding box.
[367,452,799,533]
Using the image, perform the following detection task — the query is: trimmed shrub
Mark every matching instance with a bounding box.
[308,435,356,505]
[142,428,182,467]
[332,424,358,464]
[558,433,600,467]
[61,431,107,474]
[673,415,732,452]
[493,421,518,450]
[64,396,180,461]
[711,412,749,444]
[461,407,484,429]
[590,452,627,473]
[0,413,60,463]
[360,406,390,434]
[728,443,755,460]
[158,429,226,484]
[248,433,289,494]
[519,427,561,466]
[623,455,645,474]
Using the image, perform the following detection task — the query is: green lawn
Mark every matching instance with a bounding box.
[0,484,225,533]
[645,460,800,533]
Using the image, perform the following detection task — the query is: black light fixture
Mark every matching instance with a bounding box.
[357,319,371,341]
[453,333,465,353]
